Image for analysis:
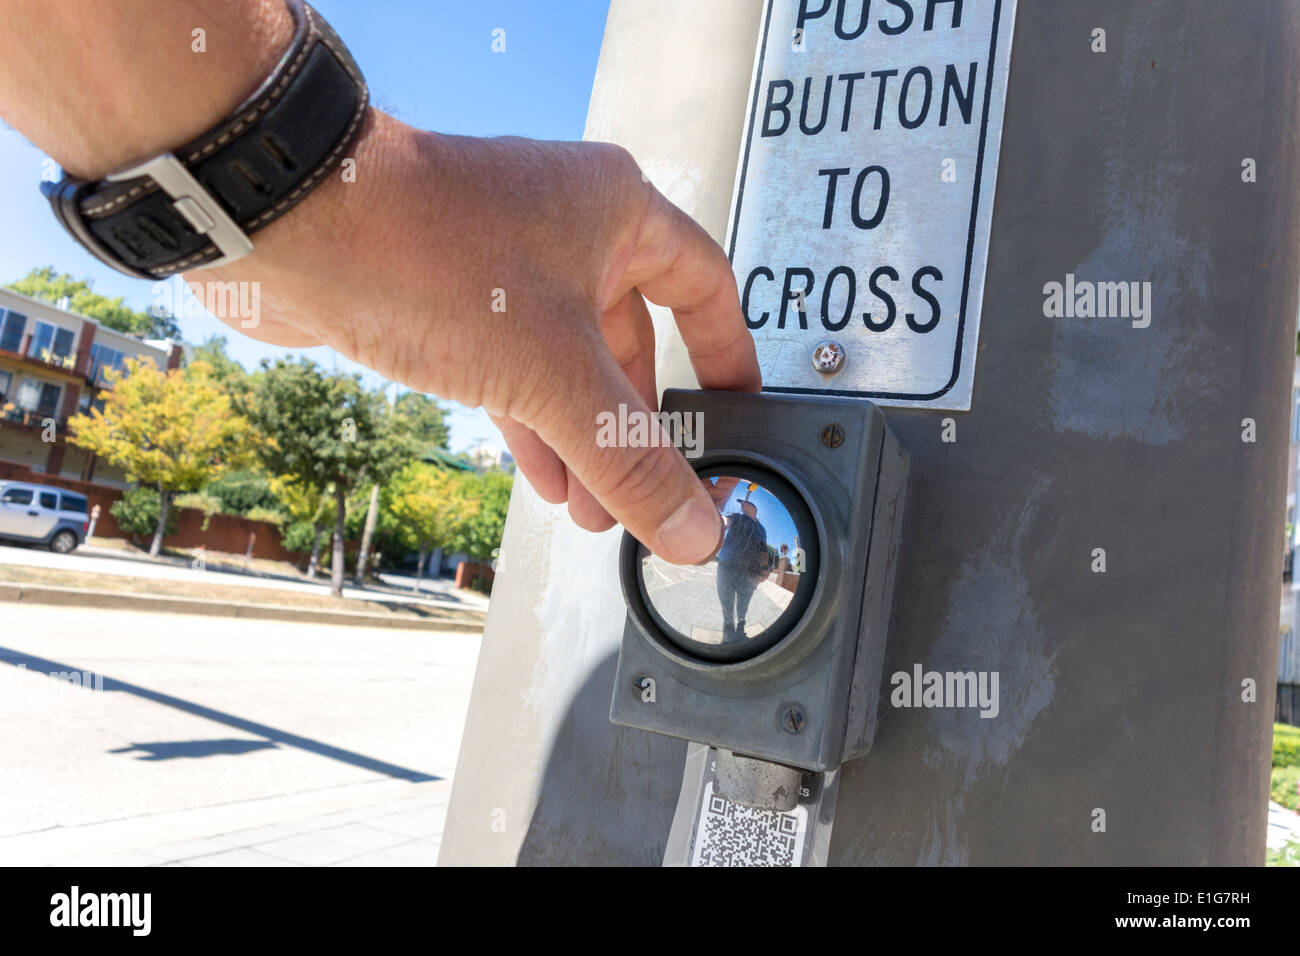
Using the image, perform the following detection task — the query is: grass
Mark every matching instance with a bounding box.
[1272,765,1300,812]
[1268,837,1300,867]
[0,562,485,625]
[1274,722,1300,768]
[1273,724,1300,812]
[1268,724,1300,866]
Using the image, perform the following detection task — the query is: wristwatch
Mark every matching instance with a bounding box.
[41,0,368,280]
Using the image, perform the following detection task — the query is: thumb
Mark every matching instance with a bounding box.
[527,335,722,565]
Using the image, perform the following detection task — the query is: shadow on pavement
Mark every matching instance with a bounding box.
[0,645,438,782]
[109,738,279,760]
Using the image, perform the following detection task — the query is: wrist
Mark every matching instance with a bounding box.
[193,107,447,353]
[203,107,428,274]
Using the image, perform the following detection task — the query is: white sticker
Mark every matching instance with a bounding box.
[726,0,1018,409]
[689,782,809,867]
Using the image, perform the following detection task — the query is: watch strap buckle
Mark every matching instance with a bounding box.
[106,153,253,269]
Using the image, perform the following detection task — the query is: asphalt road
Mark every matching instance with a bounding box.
[3,603,1293,865]
[0,603,480,865]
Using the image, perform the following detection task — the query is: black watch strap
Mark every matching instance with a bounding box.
[42,0,367,280]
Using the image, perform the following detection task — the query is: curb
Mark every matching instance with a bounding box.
[0,582,484,633]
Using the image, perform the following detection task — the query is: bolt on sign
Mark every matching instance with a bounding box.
[726,0,1017,410]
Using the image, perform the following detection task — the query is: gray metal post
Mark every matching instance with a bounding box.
[439,0,1300,865]
[437,0,763,866]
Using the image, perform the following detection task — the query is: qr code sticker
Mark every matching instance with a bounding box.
[690,782,807,867]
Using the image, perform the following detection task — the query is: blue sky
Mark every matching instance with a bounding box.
[0,0,610,455]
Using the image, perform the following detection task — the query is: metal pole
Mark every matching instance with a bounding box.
[439,0,1300,865]
[438,0,764,865]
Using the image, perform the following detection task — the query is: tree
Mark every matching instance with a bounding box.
[6,266,180,339]
[241,359,413,596]
[269,475,333,577]
[383,462,478,592]
[110,487,179,539]
[204,467,279,515]
[392,391,450,450]
[189,335,248,391]
[67,359,251,555]
[348,391,451,583]
[454,471,513,562]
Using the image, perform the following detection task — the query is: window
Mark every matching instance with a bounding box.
[15,378,39,411]
[0,310,25,352]
[39,492,57,510]
[53,327,75,361]
[60,494,88,514]
[89,343,126,385]
[0,369,10,403]
[0,488,32,505]
[27,320,53,360]
[16,378,60,417]
[78,393,106,415]
[36,382,60,417]
[27,321,73,364]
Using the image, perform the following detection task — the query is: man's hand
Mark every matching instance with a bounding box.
[0,0,760,564]
[206,116,760,564]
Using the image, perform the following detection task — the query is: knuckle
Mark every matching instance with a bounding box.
[593,141,639,178]
[567,497,615,533]
[589,440,686,523]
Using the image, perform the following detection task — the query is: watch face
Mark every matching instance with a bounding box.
[636,471,818,663]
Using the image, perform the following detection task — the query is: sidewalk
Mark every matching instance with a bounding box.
[67,542,491,613]
[0,777,451,867]
[0,580,483,632]
[0,542,488,631]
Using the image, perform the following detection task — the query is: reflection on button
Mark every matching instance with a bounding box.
[638,473,814,662]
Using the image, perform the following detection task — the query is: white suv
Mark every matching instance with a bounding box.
[0,481,89,554]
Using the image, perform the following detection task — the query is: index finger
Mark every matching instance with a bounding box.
[616,187,762,393]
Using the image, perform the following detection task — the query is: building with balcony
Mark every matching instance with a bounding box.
[0,287,183,488]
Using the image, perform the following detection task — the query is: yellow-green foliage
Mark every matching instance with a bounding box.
[383,462,478,554]
[1272,765,1300,811]
[1275,723,1300,769]
[68,359,252,494]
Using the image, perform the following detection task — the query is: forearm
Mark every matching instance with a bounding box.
[0,0,293,178]
[0,0,753,564]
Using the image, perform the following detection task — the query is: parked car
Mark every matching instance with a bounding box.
[0,480,89,554]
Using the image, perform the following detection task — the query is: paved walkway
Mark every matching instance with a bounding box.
[1,778,452,866]
[0,604,476,867]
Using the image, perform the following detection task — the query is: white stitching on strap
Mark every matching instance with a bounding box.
[82,182,152,215]
[183,7,322,164]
